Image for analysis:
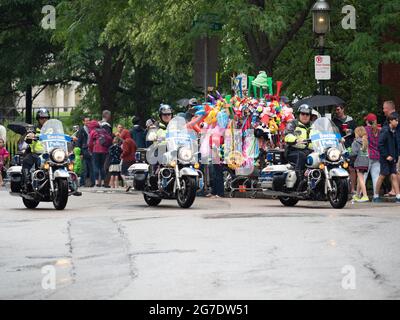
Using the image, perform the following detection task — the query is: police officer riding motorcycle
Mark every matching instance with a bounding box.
[8,108,81,210]
[21,108,51,189]
[127,104,201,208]
[284,104,313,183]
[260,104,350,209]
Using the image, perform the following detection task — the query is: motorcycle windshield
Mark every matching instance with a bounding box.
[310,117,344,153]
[166,116,197,160]
[40,119,70,153]
[0,125,6,143]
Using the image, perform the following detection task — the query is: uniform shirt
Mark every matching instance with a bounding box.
[284,120,312,150]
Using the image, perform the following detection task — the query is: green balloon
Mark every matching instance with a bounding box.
[248,76,255,97]
[267,77,273,95]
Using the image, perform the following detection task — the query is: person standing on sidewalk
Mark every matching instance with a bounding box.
[130,116,146,149]
[382,101,400,197]
[364,113,381,197]
[99,110,113,188]
[77,117,95,187]
[351,127,370,202]
[120,129,137,176]
[88,120,113,188]
[108,137,122,188]
[373,113,400,203]
[333,105,357,194]
[0,137,9,188]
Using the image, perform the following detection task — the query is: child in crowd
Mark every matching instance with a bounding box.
[351,127,370,202]
[109,137,122,188]
[0,138,10,187]
[73,146,82,177]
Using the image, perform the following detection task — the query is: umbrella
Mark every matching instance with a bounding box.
[294,95,345,109]
[176,98,190,107]
[7,122,32,135]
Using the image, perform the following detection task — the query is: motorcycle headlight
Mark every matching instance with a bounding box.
[327,148,341,162]
[51,149,66,163]
[178,147,193,162]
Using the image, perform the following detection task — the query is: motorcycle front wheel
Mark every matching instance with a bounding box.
[53,178,69,210]
[278,196,299,207]
[177,176,196,209]
[144,194,162,207]
[23,198,39,209]
[328,178,349,209]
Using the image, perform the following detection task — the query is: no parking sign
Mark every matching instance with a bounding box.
[315,55,331,80]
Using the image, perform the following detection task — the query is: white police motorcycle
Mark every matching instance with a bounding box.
[127,116,203,209]
[260,117,350,209]
[7,119,80,210]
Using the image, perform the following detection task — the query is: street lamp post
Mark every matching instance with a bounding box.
[312,0,331,96]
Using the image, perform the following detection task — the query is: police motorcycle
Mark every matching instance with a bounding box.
[260,117,350,209]
[7,119,80,210]
[127,116,203,209]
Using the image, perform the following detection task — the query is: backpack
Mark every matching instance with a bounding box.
[95,128,112,148]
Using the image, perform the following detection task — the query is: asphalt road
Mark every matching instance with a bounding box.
[0,188,400,300]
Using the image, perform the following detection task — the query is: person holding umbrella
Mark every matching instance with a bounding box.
[185,98,198,122]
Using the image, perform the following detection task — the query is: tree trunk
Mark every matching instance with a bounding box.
[96,46,125,121]
[244,0,314,76]
[133,64,154,123]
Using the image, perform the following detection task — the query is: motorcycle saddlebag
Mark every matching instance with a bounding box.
[128,163,149,191]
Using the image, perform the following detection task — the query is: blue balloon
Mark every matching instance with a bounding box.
[217,111,229,128]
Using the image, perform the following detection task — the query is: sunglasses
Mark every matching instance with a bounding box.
[163,114,172,117]
[300,113,310,116]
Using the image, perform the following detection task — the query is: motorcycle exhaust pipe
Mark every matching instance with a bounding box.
[160,168,172,179]
[33,170,46,182]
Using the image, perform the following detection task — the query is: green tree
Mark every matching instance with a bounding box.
[0,0,61,122]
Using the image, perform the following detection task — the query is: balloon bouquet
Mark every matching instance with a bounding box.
[187,71,295,177]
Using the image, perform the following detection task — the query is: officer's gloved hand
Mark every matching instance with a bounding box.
[25,132,35,144]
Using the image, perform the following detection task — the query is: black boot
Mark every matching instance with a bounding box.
[22,168,32,193]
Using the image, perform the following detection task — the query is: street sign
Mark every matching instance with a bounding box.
[194,36,220,90]
[315,55,331,80]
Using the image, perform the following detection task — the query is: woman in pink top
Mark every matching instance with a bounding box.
[0,137,10,187]
[364,113,381,196]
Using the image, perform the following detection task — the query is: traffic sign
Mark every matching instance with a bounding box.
[315,55,331,80]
